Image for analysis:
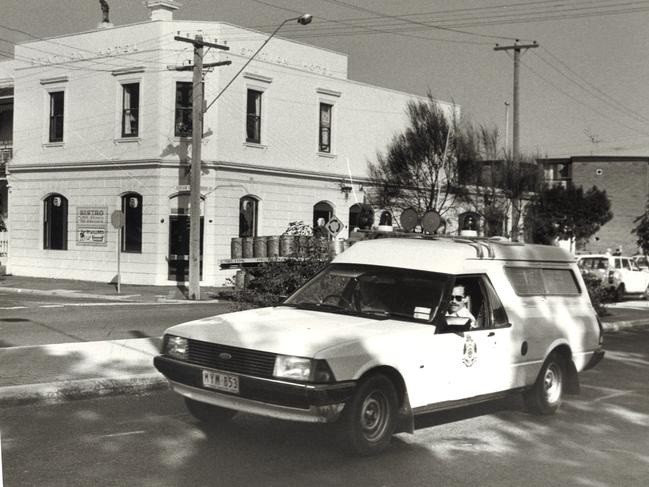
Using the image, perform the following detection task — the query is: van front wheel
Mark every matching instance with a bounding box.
[524,354,564,415]
[339,374,398,455]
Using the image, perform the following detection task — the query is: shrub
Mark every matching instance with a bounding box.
[583,274,609,316]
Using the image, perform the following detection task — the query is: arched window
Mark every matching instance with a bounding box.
[239,196,259,237]
[43,194,68,250]
[121,192,142,253]
[348,204,362,234]
[313,201,334,230]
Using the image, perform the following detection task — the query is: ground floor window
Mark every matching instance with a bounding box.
[43,193,68,250]
[239,196,259,237]
[121,192,142,253]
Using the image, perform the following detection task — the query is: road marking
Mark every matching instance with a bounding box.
[1,429,3,487]
[100,430,146,438]
[1,301,220,310]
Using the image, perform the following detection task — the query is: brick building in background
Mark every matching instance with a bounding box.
[540,156,649,254]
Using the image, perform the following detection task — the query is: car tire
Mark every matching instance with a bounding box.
[523,353,564,415]
[338,374,398,456]
[184,397,237,424]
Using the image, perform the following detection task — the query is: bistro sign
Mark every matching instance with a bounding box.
[76,207,108,246]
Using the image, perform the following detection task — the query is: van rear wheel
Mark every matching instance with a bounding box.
[524,353,564,415]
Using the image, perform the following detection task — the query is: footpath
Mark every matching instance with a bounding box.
[1,275,648,407]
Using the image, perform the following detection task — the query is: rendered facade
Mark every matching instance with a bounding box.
[2,1,455,285]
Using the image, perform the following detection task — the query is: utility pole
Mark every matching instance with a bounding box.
[504,101,510,155]
[494,41,538,242]
[494,41,538,163]
[173,34,230,300]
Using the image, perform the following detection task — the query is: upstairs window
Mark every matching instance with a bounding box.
[175,82,193,137]
[319,103,332,153]
[43,194,68,250]
[49,91,64,142]
[122,193,142,253]
[121,83,139,138]
[246,89,262,143]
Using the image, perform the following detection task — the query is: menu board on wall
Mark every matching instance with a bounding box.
[76,207,108,246]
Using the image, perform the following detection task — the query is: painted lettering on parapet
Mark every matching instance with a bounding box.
[30,44,139,66]
[239,47,333,77]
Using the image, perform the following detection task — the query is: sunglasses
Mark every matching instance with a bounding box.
[450,295,465,302]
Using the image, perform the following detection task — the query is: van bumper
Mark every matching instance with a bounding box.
[154,355,355,422]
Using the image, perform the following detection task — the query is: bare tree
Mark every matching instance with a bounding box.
[368,93,463,218]
[456,123,541,239]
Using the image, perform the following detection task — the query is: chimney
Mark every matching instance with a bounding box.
[146,0,181,21]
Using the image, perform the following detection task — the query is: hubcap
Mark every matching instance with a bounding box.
[543,363,562,404]
[360,391,389,441]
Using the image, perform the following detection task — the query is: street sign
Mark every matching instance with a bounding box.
[111,210,125,229]
[325,216,345,238]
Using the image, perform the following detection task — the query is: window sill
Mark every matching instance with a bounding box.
[243,141,267,150]
[317,151,337,159]
[42,142,65,148]
[114,137,141,144]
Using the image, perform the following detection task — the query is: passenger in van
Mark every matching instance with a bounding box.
[445,284,477,329]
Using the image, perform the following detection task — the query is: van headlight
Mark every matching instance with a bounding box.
[164,335,188,360]
[273,355,335,383]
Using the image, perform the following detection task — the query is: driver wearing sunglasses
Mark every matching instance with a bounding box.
[445,284,477,328]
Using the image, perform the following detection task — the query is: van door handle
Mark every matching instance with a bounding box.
[488,332,495,337]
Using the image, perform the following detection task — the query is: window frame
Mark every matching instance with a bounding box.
[239,196,259,238]
[318,102,333,153]
[121,192,143,253]
[174,81,194,137]
[245,89,263,144]
[121,82,140,138]
[43,193,68,250]
[48,91,65,143]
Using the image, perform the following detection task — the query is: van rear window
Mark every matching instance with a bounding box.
[505,267,580,296]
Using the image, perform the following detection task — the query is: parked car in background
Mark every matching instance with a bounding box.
[577,254,649,300]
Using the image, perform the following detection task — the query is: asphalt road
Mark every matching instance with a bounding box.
[0,292,235,347]
[2,328,648,487]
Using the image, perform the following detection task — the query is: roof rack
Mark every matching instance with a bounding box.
[351,229,527,259]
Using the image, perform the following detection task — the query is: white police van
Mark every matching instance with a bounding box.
[155,237,604,455]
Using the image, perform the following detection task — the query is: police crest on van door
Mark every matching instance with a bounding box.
[462,335,478,367]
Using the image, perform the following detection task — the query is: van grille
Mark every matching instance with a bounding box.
[186,339,276,377]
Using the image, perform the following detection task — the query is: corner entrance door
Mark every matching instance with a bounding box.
[168,214,203,281]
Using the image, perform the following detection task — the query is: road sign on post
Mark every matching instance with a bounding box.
[325,216,345,238]
[111,210,125,229]
[111,210,125,294]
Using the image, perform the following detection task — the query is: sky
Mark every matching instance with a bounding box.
[3,0,649,158]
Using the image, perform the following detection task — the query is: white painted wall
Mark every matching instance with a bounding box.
[6,17,452,285]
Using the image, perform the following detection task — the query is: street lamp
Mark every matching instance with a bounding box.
[205,14,312,111]
[188,14,312,300]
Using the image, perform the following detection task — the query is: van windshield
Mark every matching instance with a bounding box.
[283,264,448,322]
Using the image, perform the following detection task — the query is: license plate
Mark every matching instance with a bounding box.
[202,370,239,394]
